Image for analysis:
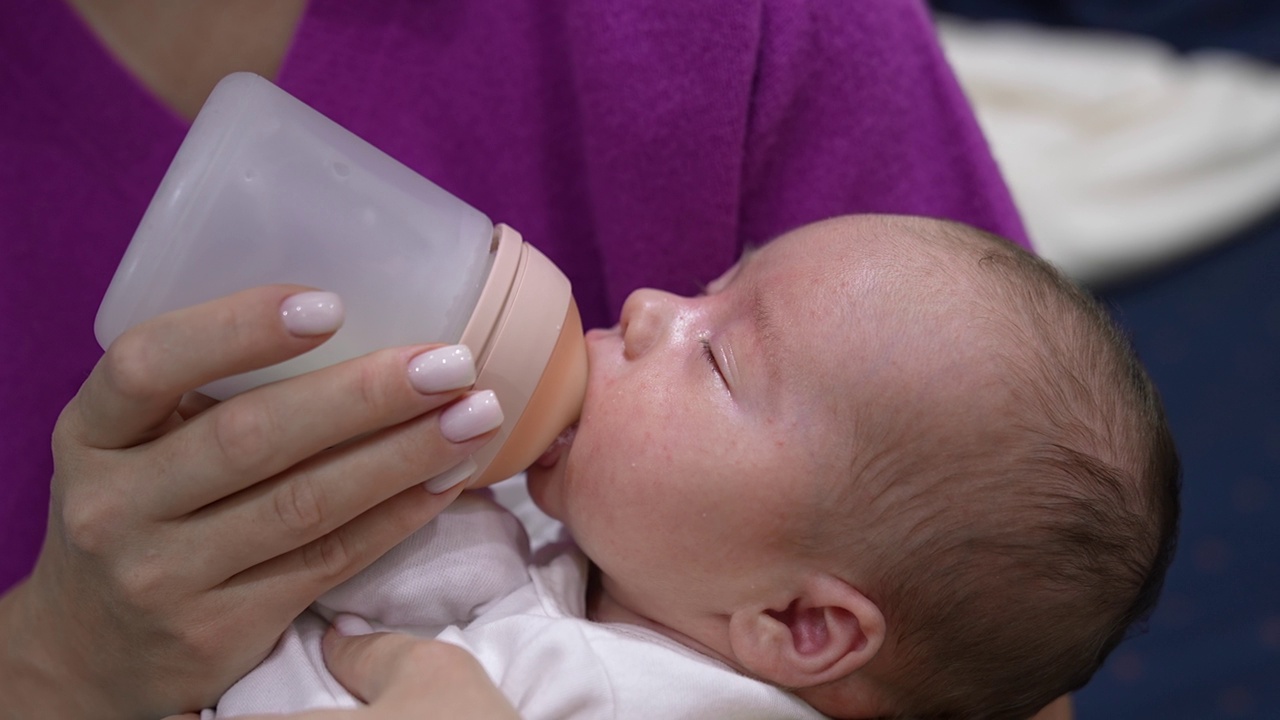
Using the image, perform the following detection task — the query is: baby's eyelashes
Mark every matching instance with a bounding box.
[699,337,724,382]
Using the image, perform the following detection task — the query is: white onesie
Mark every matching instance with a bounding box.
[211,493,823,719]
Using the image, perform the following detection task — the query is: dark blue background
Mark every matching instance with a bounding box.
[931,0,1280,61]
[932,3,1280,716]
[1086,210,1280,719]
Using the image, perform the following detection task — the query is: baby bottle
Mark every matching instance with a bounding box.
[94,73,586,488]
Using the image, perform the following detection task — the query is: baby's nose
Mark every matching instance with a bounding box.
[620,288,676,359]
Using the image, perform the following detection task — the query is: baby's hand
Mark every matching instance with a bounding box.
[320,618,518,719]
[4,285,501,719]
[164,618,519,720]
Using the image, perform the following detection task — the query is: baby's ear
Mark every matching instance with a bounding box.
[728,574,885,689]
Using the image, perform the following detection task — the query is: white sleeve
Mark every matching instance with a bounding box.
[313,492,532,629]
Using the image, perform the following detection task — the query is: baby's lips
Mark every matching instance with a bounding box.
[535,424,578,468]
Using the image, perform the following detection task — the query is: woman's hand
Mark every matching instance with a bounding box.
[0,286,502,719]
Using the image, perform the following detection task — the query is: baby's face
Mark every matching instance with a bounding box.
[527,216,993,634]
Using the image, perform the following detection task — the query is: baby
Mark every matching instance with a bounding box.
[213,214,1180,720]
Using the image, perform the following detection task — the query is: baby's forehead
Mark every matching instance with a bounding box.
[750,215,1034,435]
[751,216,998,330]
[756,215,989,290]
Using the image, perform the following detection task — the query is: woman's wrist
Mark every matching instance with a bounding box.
[1,579,69,718]
[0,577,111,720]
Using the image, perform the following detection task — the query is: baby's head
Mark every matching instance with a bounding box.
[527,214,1180,719]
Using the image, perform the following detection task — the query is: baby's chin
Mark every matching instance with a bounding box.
[525,423,577,520]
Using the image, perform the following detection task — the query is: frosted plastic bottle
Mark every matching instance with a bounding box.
[95,73,586,488]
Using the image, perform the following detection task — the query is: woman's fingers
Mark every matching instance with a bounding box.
[176,391,219,420]
[68,285,336,450]
[149,343,484,516]
[221,479,472,632]
[194,405,498,583]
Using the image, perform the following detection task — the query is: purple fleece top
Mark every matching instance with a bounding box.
[0,0,1026,590]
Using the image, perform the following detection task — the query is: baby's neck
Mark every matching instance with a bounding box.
[585,566,885,717]
[585,564,738,670]
[584,565,647,627]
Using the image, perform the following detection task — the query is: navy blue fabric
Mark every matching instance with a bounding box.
[1073,211,1280,719]
[930,0,1280,61]
[921,5,1280,712]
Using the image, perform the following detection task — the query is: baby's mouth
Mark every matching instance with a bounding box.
[535,423,578,468]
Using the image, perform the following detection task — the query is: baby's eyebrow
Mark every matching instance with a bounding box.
[746,280,786,394]
[734,245,779,340]
[750,283,782,351]
[724,244,786,394]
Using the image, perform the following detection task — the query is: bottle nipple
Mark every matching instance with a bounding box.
[460,225,588,488]
[469,298,586,487]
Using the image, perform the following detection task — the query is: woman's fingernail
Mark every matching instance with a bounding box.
[332,613,374,636]
[408,345,475,394]
[425,458,478,494]
[439,390,503,443]
[280,291,344,337]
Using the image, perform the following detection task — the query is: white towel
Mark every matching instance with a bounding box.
[937,15,1280,283]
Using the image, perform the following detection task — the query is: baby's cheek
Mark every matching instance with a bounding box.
[561,444,621,523]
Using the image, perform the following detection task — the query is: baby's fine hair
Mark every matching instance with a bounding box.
[846,219,1180,720]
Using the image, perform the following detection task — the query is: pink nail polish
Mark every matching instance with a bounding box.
[408,345,475,394]
[280,291,344,337]
[439,390,503,443]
